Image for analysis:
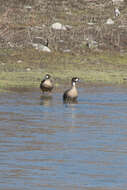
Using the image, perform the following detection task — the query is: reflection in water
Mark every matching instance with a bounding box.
[63,99,78,105]
[40,94,53,106]
[0,87,127,190]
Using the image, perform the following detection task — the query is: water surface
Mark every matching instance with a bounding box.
[0,86,127,190]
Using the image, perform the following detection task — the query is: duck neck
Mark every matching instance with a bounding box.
[72,81,76,88]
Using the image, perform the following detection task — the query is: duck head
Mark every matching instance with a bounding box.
[45,74,51,79]
[71,77,79,86]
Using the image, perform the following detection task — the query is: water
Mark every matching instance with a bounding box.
[0,86,127,190]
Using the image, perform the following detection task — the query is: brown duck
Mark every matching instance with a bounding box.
[63,77,79,102]
[40,74,54,93]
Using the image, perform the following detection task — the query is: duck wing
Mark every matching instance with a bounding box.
[40,79,45,88]
[63,89,70,100]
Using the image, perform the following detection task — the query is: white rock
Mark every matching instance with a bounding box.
[7,42,14,47]
[115,8,120,17]
[63,49,71,53]
[59,40,64,43]
[86,40,98,49]
[32,43,51,52]
[17,60,22,63]
[26,68,31,71]
[30,26,44,32]
[118,25,126,28]
[41,45,51,52]
[106,18,114,25]
[112,0,124,5]
[88,22,95,26]
[32,43,38,48]
[51,22,66,30]
[66,11,72,15]
[24,5,32,9]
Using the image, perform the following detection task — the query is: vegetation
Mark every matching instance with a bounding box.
[0,48,127,89]
[0,0,127,88]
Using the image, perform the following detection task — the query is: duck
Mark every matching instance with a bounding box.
[63,77,79,102]
[40,74,54,93]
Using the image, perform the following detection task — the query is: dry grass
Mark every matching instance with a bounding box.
[0,0,127,89]
[0,0,126,51]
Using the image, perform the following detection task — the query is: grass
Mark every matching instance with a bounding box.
[0,48,127,89]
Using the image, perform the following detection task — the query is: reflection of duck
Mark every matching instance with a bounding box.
[40,74,54,94]
[63,77,79,103]
[40,95,52,106]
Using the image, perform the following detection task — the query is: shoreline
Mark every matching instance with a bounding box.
[0,49,127,90]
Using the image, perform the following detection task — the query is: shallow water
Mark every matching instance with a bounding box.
[0,86,127,190]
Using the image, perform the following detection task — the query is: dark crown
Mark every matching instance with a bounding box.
[45,74,51,79]
[72,77,79,82]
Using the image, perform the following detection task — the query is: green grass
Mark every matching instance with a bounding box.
[0,48,127,89]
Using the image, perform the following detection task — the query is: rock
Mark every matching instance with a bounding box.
[65,25,72,29]
[118,25,126,28]
[51,22,67,30]
[114,8,120,17]
[1,62,5,66]
[24,5,32,10]
[17,60,22,63]
[26,68,31,71]
[87,22,95,25]
[86,40,98,49]
[41,45,51,52]
[7,42,14,48]
[33,37,48,46]
[32,43,51,52]
[66,11,72,15]
[106,18,114,25]
[30,26,45,32]
[63,49,71,53]
[112,0,124,5]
